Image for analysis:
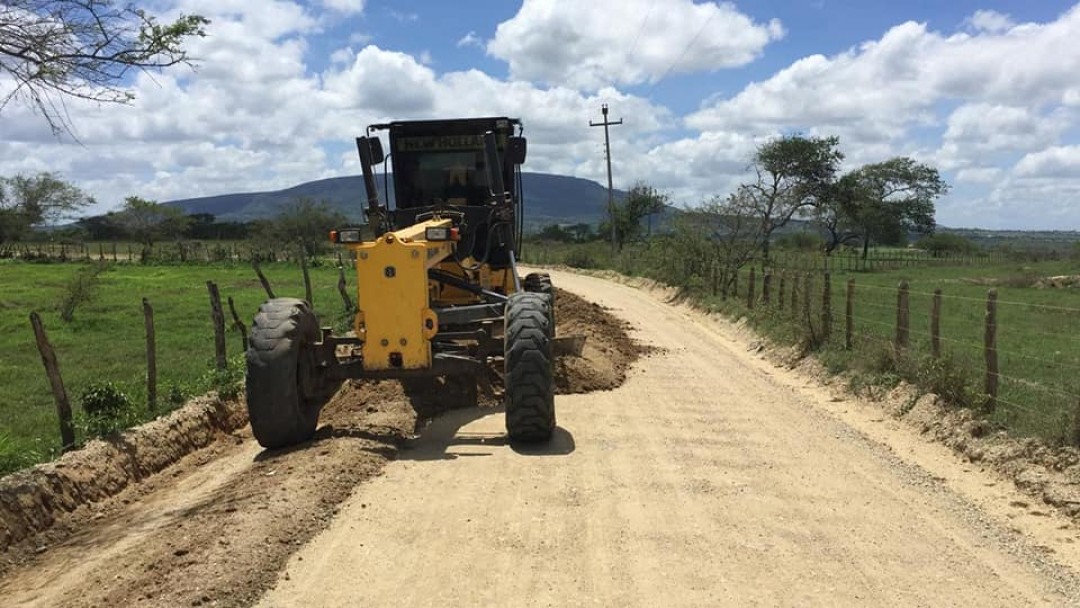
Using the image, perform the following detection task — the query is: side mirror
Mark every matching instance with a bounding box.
[506,136,527,165]
[356,136,385,165]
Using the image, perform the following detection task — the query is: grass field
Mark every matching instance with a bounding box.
[0,260,354,473]
[524,239,1080,444]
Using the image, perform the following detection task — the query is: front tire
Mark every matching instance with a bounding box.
[504,292,556,442]
[523,272,556,330]
[246,298,325,449]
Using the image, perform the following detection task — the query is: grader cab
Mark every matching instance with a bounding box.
[245,117,570,449]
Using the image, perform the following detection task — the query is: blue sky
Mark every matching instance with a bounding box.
[2,0,1080,229]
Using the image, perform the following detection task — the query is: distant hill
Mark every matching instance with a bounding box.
[164,172,627,230]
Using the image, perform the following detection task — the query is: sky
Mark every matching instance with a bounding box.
[1,0,1079,230]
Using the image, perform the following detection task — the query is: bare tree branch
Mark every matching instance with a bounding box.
[0,0,208,136]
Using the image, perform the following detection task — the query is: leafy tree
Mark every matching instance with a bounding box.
[842,157,948,258]
[256,198,347,258]
[743,135,844,262]
[813,172,867,254]
[115,196,190,262]
[0,172,94,244]
[0,1,209,136]
[602,182,668,251]
[76,212,126,240]
[917,233,978,257]
[678,190,765,290]
[536,224,575,243]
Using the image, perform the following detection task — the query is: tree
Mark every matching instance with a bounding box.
[257,198,347,259]
[0,172,94,244]
[813,172,867,255]
[743,134,844,262]
[842,157,948,258]
[115,196,189,262]
[676,190,766,291]
[917,233,977,257]
[603,182,668,251]
[0,1,209,136]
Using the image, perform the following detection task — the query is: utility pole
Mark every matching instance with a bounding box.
[590,104,622,251]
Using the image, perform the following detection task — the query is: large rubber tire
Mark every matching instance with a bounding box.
[246,298,323,449]
[522,272,556,329]
[523,272,553,298]
[504,292,556,443]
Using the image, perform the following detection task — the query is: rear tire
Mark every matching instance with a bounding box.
[504,292,555,442]
[246,298,325,449]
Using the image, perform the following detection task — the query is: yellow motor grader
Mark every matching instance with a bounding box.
[245,117,569,449]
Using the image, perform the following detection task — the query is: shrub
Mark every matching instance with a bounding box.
[200,355,245,402]
[56,262,108,322]
[78,381,137,438]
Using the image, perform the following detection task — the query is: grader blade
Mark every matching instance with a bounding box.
[552,335,586,357]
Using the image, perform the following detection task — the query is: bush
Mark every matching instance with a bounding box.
[78,381,137,438]
[564,249,597,269]
[775,231,825,252]
[199,354,245,402]
[917,233,978,257]
[56,262,108,322]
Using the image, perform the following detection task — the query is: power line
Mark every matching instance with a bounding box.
[652,6,718,87]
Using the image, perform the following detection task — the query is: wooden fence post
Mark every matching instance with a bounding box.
[143,298,156,412]
[896,281,910,350]
[732,268,739,300]
[762,273,772,306]
[747,267,756,309]
[821,272,831,339]
[802,274,813,327]
[720,267,729,301]
[206,281,228,370]
[227,296,249,352]
[845,279,854,350]
[29,312,75,451]
[299,247,313,305]
[778,274,786,311]
[985,289,998,412]
[931,289,942,359]
[253,260,276,299]
[791,274,799,317]
[337,266,354,312]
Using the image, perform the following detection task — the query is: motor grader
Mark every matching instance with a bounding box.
[245,116,567,449]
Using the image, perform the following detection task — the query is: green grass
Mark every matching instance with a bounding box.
[0,259,354,473]
[525,239,1080,444]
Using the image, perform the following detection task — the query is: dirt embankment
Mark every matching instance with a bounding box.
[0,287,642,607]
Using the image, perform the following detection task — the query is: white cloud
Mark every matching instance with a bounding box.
[955,167,1001,183]
[457,31,483,48]
[487,0,784,89]
[320,0,365,15]
[688,6,1080,144]
[387,10,418,23]
[965,10,1015,34]
[1014,145,1080,178]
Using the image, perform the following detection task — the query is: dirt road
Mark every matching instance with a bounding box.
[254,269,1080,606]
[6,269,1080,606]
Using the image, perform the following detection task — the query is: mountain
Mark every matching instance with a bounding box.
[164,172,626,230]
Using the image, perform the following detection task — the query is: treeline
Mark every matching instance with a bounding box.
[1,172,351,262]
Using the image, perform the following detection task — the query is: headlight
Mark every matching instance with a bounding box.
[425,227,450,241]
[330,229,363,243]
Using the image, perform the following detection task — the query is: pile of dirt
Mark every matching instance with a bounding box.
[553,288,649,394]
[1035,275,1080,289]
[0,396,247,553]
[0,284,643,606]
